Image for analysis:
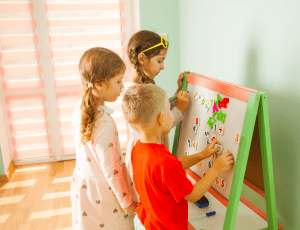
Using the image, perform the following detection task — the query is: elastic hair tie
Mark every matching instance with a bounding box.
[88,83,93,88]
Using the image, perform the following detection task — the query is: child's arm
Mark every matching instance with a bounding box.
[184,152,234,202]
[177,154,204,171]
[178,139,220,170]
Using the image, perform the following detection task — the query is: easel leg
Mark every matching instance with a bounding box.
[223,92,260,230]
[258,92,278,230]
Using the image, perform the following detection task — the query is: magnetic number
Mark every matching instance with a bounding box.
[235,134,239,142]
[221,180,225,187]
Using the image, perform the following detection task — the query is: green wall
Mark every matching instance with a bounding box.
[140,0,299,229]
[178,1,299,229]
[139,0,180,103]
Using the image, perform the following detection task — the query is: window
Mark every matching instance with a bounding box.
[0,0,139,165]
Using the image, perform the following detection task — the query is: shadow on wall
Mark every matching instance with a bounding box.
[243,41,299,229]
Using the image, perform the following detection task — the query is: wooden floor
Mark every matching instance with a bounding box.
[0,160,76,230]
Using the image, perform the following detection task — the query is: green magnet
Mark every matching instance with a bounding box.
[214,100,218,107]
[217,94,223,102]
[217,111,227,123]
[212,111,218,121]
[207,117,215,129]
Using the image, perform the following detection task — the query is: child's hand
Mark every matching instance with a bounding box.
[212,152,234,174]
[177,71,190,91]
[200,139,220,159]
[176,91,189,113]
[124,201,137,215]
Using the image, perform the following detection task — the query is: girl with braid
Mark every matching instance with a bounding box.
[123,30,190,203]
[71,47,137,229]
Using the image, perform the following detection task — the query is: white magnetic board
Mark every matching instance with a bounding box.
[176,83,248,200]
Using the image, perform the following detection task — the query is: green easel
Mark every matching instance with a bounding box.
[170,73,279,230]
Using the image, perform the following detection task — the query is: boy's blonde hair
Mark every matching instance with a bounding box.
[122,84,167,129]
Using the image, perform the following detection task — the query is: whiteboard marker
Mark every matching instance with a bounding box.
[189,211,216,222]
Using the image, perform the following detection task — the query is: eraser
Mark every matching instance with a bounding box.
[195,195,209,208]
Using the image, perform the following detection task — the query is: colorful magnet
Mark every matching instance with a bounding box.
[198,93,203,101]
[220,178,227,189]
[218,125,224,135]
[234,133,241,143]
[212,152,216,158]
[208,160,212,168]
[194,91,199,101]
[188,139,192,147]
[210,134,217,142]
[217,94,223,102]
[204,102,209,112]
[195,117,200,126]
[218,98,229,109]
[206,138,210,146]
[210,100,214,108]
[212,112,218,122]
[196,161,202,167]
[193,142,198,150]
[214,100,219,107]
[215,176,221,186]
[213,123,218,133]
[213,103,219,113]
[216,111,227,123]
[202,171,206,178]
[204,130,210,138]
[185,151,189,156]
[201,98,206,106]
[215,144,223,154]
[207,117,215,129]
[193,125,198,134]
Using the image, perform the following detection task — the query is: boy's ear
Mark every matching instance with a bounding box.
[158,112,164,126]
[137,52,147,65]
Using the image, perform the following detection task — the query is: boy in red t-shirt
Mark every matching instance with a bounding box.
[122,84,234,230]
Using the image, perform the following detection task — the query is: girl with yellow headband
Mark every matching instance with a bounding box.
[123,30,190,205]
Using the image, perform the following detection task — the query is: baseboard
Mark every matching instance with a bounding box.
[0,161,15,183]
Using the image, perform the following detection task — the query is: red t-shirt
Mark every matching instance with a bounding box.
[131,140,194,230]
